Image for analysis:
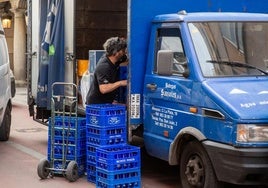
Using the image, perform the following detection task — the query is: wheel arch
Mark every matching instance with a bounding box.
[168,127,206,165]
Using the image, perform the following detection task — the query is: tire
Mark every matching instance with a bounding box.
[37,158,50,179]
[0,104,11,141]
[66,161,79,182]
[180,141,222,188]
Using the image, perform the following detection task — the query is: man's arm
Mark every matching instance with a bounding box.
[99,80,127,94]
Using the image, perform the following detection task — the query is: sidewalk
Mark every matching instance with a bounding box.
[12,86,27,106]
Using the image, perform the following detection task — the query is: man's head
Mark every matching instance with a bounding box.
[103,37,127,56]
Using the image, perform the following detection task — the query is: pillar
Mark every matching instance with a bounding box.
[13,9,26,85]
[10,0,27,86]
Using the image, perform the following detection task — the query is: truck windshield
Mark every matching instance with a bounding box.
[189,22,268,77]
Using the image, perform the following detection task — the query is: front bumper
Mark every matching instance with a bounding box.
[203,140,268,185]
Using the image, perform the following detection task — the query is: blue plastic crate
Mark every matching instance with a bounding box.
[48,116,87,139]
[48,157,86,176]
[87,161,97,183]
[87,144,97,163]
[87,161,96,171]
[86,104,126,127]
[87,134,126,146]
[96,144,140,172]
[50,116,87,129]
[49,127,86,139]
[87,124,126,136]
[86,125,126,146]
[50,148,86,159]
[96,179,140,188]
[96,168,141,188]
[47,139,86,160]
[87,174,96,184]
[48,137,86,148]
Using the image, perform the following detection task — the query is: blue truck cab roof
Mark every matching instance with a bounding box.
[153,12,268,22]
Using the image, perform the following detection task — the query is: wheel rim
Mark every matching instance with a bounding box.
[185,154,204,187]
[71,164,78,177]
[43,162,50,175]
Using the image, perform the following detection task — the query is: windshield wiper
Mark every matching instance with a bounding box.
[207,60,268,75]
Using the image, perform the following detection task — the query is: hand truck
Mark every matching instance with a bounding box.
[37,82,80,182]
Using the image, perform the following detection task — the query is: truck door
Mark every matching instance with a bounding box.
[143,26,193,160]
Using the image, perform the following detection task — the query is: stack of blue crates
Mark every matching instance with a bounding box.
[48,116,87,176]
[86,104,140,187]
[96,144,141,188]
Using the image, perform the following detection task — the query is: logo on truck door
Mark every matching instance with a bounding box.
[160,82,182,100]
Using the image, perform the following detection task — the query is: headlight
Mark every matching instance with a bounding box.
[237,124,268,142]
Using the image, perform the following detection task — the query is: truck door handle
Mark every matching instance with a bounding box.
[146,83,157,91]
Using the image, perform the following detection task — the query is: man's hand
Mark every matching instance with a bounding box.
[120,80,127,87]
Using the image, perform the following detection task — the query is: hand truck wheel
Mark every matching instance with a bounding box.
[65,160,79,182]
[37,158,50,179]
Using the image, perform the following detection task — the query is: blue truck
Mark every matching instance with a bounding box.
[27,0,268,186]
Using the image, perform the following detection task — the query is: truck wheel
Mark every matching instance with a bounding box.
[0,105,11,141]
[37,158,50,179]
[180,141,221,188]
[66,161,79,182]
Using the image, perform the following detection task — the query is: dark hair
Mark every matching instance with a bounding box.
[103,37,127,56]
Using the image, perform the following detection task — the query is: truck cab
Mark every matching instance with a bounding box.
[0,20,12,141]
[138,11,268,186]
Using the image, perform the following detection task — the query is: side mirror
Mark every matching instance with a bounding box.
[157,50,189,78]
[157,50,173,76]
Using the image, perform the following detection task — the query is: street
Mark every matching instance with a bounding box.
[0,87,266,188]
[0,87,89,188]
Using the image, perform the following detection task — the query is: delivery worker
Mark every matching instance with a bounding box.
[86,37,128,104]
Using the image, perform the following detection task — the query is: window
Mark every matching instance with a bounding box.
[156,28,187,75]
[189,22,268,77]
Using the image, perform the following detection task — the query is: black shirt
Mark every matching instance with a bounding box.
[86,55,120,104]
